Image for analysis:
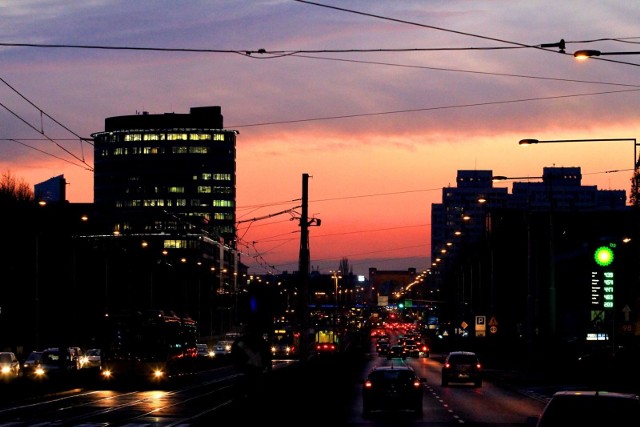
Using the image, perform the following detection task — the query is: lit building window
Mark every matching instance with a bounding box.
[189,146,208,154]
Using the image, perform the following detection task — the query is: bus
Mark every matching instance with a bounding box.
[98,309,198,383]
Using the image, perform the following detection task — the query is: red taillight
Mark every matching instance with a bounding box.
[364,380,373,388]
[413,380,421,387]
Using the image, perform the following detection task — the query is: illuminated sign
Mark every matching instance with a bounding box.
[594,245,614,267]
[591,244,614,310]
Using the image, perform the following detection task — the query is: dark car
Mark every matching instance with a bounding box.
[362,365,425,416]
[386,345,407,360]
[21,351,43,378]
[404,344,420,358]
[376,341,390,357]
[532,390,640,426]
[37,347,80,378]
[442,351,482,387]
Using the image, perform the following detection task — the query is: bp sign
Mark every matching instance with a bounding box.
[594,246,614,267]
[591,244,615,310]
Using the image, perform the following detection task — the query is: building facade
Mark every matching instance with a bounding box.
[92,106,237,245]
[89,106,241,338]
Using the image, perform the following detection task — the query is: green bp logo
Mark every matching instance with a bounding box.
[594,246,614,267]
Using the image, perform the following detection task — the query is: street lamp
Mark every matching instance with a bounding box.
[493,174,543,364]
[574,50,640,59]
[331,271,342,327]
[519,138,639,172]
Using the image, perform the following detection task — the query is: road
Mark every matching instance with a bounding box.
[0,344,615,426]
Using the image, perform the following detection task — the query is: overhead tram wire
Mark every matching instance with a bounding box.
[0,101,93,171]
[228,87,640,129]
[0,75,93,170]
[293,1,640,67]
[6,138,92,170]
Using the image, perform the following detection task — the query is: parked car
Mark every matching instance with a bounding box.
[0,352,21,379]
[362,365,425,416]
[531,390,640,426]
[21,350,43,378]
[441,351,482,387]
[83,348,102,370]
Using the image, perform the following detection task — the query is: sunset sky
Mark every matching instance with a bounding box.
[1,1,639,276]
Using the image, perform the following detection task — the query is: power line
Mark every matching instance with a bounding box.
[228,88,640,129]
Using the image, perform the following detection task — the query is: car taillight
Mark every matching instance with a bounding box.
[413,380,421,387]
[364,380,373,388]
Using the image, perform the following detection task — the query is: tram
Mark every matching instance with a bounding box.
[98,309,198,383]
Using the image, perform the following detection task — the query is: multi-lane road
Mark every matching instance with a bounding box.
[0,348,561,426]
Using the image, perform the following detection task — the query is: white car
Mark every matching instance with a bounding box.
[83,349,102,369]
[0,352,20,378]
[213,340,234,356]
[196,343,212,358]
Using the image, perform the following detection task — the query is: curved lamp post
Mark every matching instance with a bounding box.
[519,138,639,172]
[574,50,640,59]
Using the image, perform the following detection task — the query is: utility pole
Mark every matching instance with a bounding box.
[298,173,311,362]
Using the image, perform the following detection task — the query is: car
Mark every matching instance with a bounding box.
[0,352,21,378]
[67,346,85,369]
[213,340,234,356]
[362,365,425,417]
[418,342,430,358]
[404,344,420,358]
[442,351,482,387]
[196,343,212,358]
[376,340,390,356]
[531,390,640,426]
[37,347,81,378]
[386,344,407,360]
[21,350,43,378]
[83,348,102,369]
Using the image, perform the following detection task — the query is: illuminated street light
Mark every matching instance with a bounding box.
[574,49,640,59]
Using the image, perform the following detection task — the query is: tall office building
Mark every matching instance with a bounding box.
[91,106,237,248]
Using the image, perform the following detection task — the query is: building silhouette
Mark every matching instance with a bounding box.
[429,167,637,363]
[91,106,237,245]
